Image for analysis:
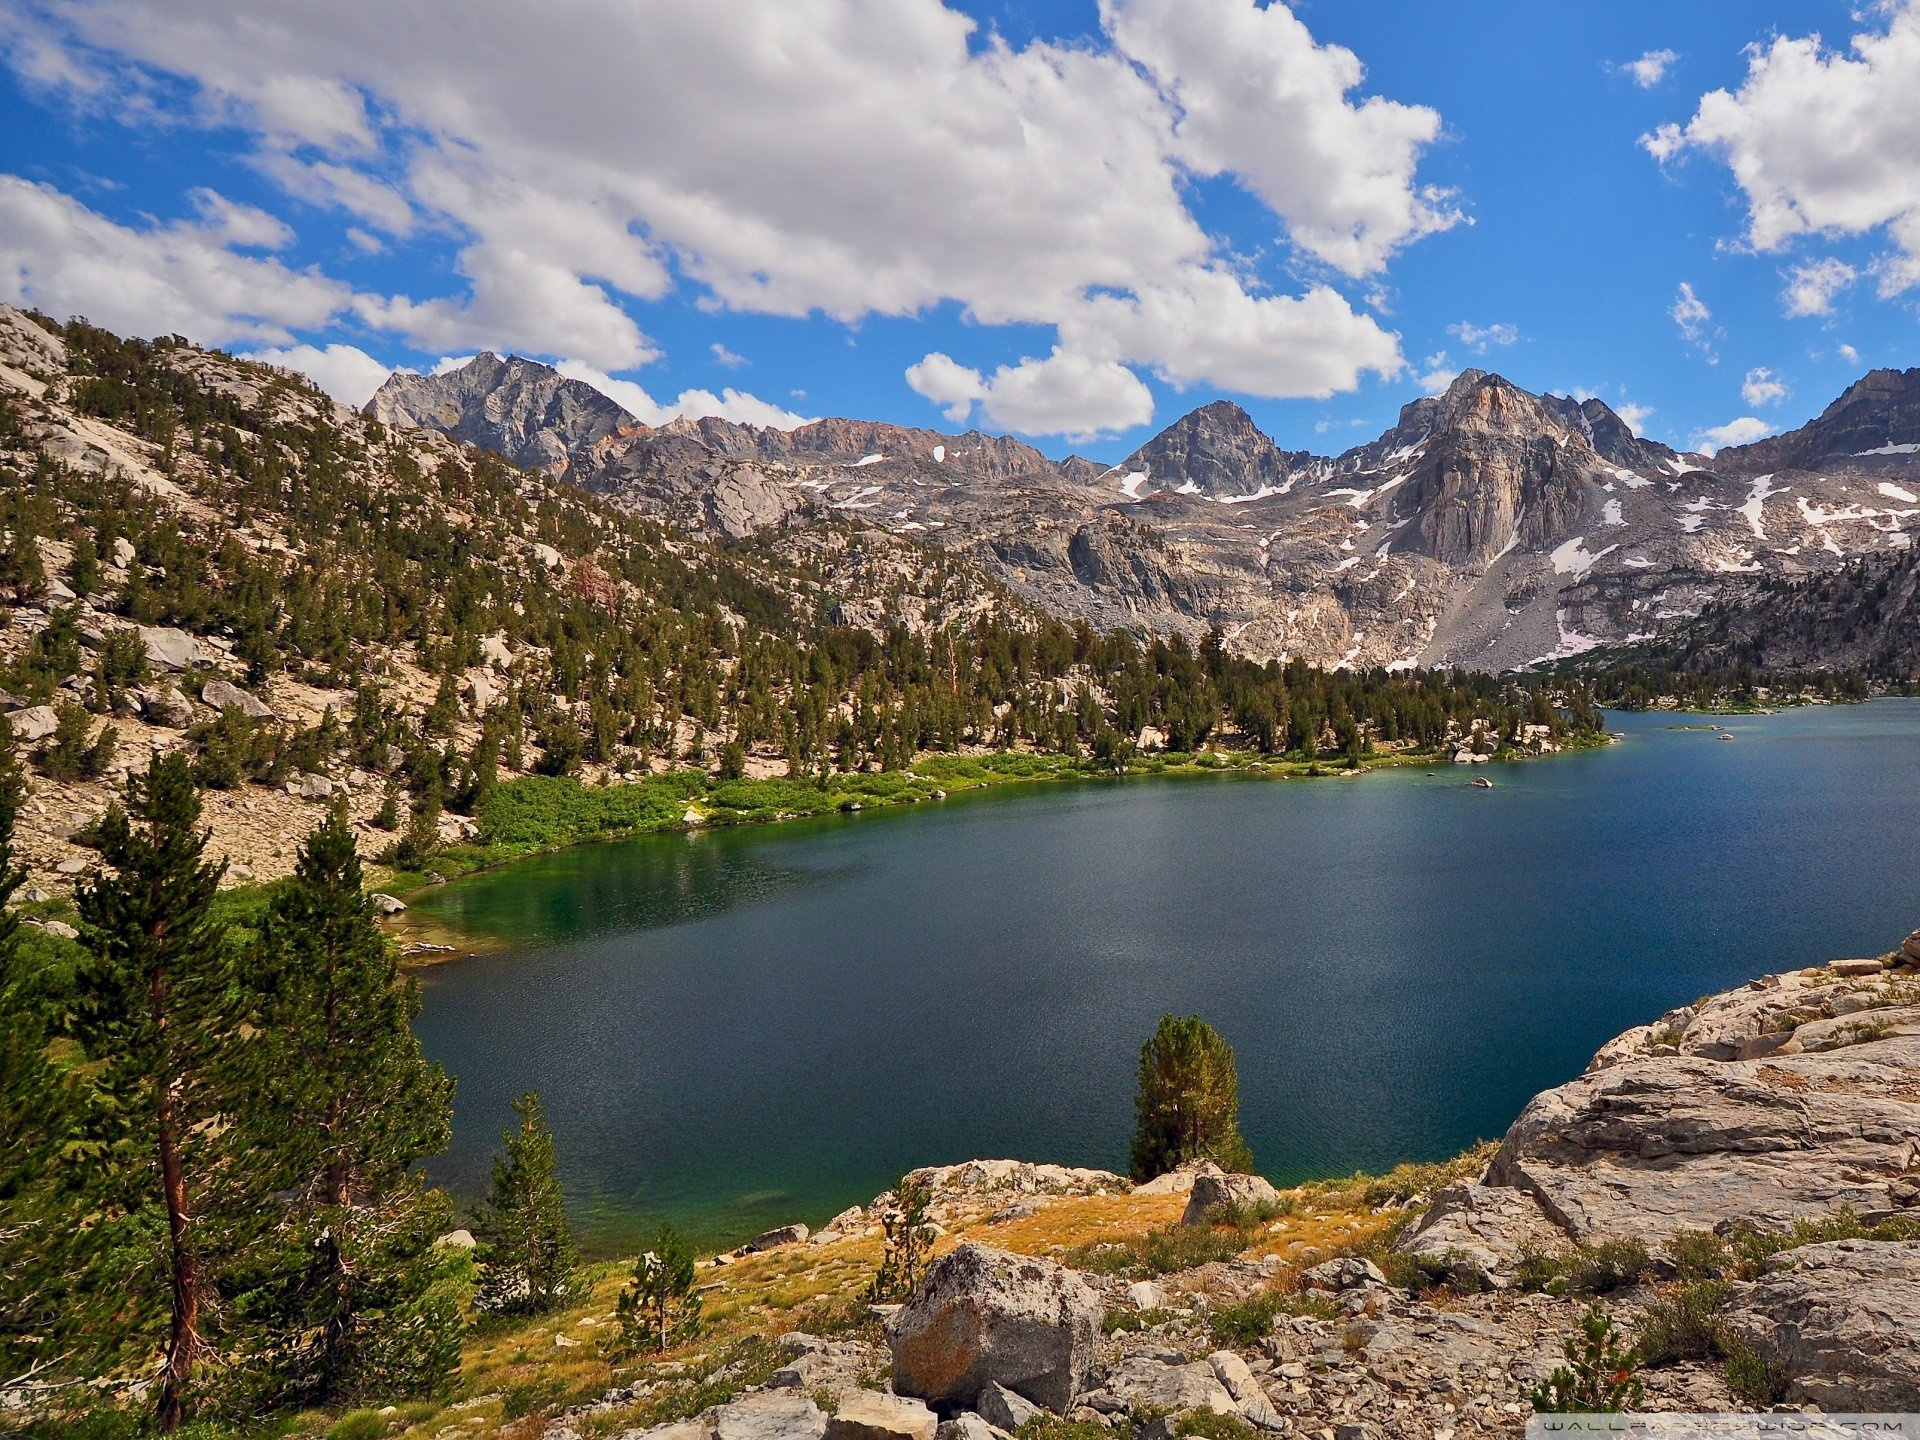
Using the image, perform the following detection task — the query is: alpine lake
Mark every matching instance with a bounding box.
[407,702,1920,1255]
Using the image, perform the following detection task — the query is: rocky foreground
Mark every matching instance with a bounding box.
[525,928,1920,1440]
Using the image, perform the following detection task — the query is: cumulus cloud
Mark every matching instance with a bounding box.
[244,340,392,406]
[905,349,1151,441]
[2,0,1453,435]
[1694,416,1773,454]
[0,175,363,345]
[554,358,811,430]
[1621,49,1677,88]
[1447,320,1517,354]
[1415,351,1458,395]
[1839,342,1862,365]
[1645,6,1920,295]
[905,352,987,424]
[1740,367,1789,407]
[1782,258,1857,317]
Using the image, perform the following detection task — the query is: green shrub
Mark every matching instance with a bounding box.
[1172,1410,1258,1440]
[1015,1418,1111,1440]
[1636,1280,1730,1364]
[1669,1230,1730,1282]
[1724,1207,1920,1280]
[1723,1340,1791,1407]
[1206,1287,1336,1347]
[1065,1224,1246,1278]
[1530,1305,1644,1413]
[1562,1238,1651,1294]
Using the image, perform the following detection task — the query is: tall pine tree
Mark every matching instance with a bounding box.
[242,806,459,1402]
[476,1092,578,1315]
[75,752,233,1430]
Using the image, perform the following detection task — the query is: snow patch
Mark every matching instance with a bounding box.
[1117,470,1150,500]
[852,453,886,468]
[1613,468,1654,489]
[1737,475,1777,541]
[1550,536,1619,578]
[1879,482,1918,503]
[1856,442,1920,457]
[1601,498,1624,527]
[931,445,945,463]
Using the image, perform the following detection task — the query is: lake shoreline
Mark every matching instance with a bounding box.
[383,731,1614,959]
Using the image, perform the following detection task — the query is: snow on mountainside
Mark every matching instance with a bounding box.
[371,356,1920,672]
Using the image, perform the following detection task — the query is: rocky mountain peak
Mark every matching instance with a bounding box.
[367,353,636,473]
[1717,365,1920,473]
[1115,398,1311,498]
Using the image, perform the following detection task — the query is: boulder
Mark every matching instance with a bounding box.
[1721,1239,1920,1409]
[1082,1354,1235,1418]
[1904,930,1920,965]
[110,536,137,568]
[1831,956,1889,977]
[138,626,199,671]
[973,1382,1039,1434]
[885,1243,1104,1413]
[201,679,275,721]
[1395,1182,1569,1290]
[436,1229,478,1249]
[8,704,59,742]
[745,1224,811,1253]
[371,893,408,915]
[1299,1257,1387,1292]
[288,773,334,800]
[1207,1352,1283,1431]
[1489,1036,1920,1244]
[1123,1280,1165,1311]
[136,685,195,728]
[710,1393,828,1440]
[933,1418,1008,1440]
[822,1393,936,1440]
[1181,1170,1281,1227]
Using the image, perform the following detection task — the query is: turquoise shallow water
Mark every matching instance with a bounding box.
[410,703,1920,1254]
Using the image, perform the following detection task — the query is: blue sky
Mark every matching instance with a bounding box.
[2,1,1915,461]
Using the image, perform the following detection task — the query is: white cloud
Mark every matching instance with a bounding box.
[1694,416,1773,454]
[975,349,1155,441]
[1615,402,1654,435]
[554,358,811,430]
[1839,342,1862,364]
[1447,320,1517,354]
[430,353,476,375]
[1621,49,1678,88]
[1671,281,1715,358]
[905,352,987,424]
[904,348,1152,440]
[1646,6,1920,294]
[5,0,1452,436]
[709,342,747,369]
[1740,366,1789,407]
[0,174,363,346]
[244,341,392,406]
[1099,0,1462,277]
[1781,258,1857,317]
[1415,351,1457,395]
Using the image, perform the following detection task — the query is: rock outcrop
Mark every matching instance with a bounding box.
[1721,1239,1920,1409]
[885,1244,1105,1414]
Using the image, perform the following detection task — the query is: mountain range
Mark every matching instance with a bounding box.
[370,358,1920,671]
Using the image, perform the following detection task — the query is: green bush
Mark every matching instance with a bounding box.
[1530,1305,1644,1413]
[324,1411,389,1440]
[1723,1340,1791,1407]
[1206,1287,1336,1347]
[1563,1238,1651,1294]
[1172,1411,1259,1440]
[1065,1224,1246,1278]
[1636,1280,1730,1364]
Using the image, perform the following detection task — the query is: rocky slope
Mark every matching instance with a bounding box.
[373,359,1920,672]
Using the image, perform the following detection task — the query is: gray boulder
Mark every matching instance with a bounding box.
[288,773,335,800]
[201,679,275,721]
[138,626,198,671]
[1721,1239,1920,1409]
[1488,1035,1920,1244]
[1081,1354,1236,1418]
[136,685,195,728]
[744,1224,811,1253]
[710,1393,828,1440]
[1181,1170,1281,1227]
[1393,1182,1568,1289]
[933,1418,1008,1440]
[8,704,59,742]
[973,1381,1039,1433]
[885,1243,1104,1413]
[371,893,408,915]
[822,1393,936,1440]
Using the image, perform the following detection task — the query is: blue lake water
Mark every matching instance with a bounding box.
[410,702,1920,1254]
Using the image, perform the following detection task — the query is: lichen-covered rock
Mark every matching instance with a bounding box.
[822,1392,936,1440]
[1081,1353,1236,1419]
[1394,1182,1569,1289]
[201,678,275,720]
[1721,1239,1920,1409]
[885,1244,1103,1413]
[1180,1171,1280,1227]
[973,1381,1038,1434]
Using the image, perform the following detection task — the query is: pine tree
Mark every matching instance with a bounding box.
[475,1092,578,1315]
[243,806,458,1402]
[74,752,233,1430]
[611,1223,701,1356]
[1129,1014,1254,1182]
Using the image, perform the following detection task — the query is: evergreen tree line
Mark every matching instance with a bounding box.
[0,737,581,1432]
[0,317,1607,825]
